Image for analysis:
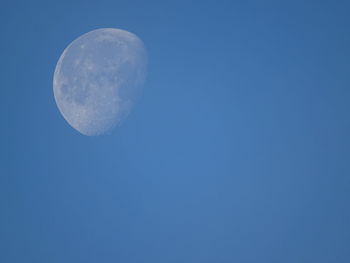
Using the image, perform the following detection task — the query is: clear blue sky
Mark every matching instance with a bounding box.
[1,0,350,262]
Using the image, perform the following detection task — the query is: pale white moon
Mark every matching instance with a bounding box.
[53,28,147,136]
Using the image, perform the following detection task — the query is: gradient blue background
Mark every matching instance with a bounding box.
[1,0,350,262]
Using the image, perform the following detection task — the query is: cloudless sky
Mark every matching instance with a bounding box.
[1,0,350,262]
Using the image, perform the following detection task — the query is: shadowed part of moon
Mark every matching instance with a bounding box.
[53,28,147,136]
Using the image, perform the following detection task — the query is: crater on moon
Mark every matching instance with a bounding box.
[53,28,147,136]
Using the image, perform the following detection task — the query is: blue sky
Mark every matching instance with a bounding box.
[1,0,350,262]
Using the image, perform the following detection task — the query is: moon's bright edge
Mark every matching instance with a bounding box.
[53,28,147,136]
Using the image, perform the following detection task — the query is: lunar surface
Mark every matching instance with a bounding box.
[53,28,147,136]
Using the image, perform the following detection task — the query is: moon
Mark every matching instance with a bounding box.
[53,28,147,136]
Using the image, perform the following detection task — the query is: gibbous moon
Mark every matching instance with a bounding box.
[53,28,147,136]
